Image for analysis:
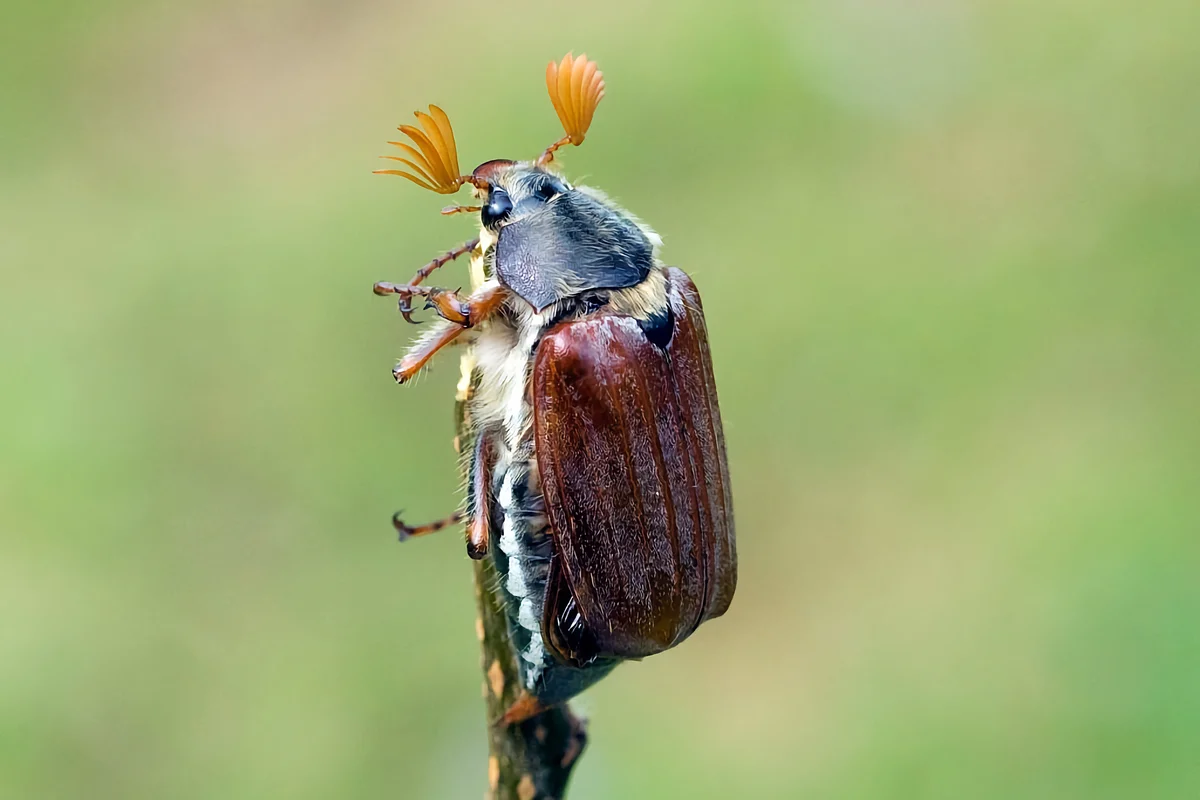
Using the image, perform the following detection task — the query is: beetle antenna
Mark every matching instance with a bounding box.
[537,53,605,166]
[375,105,488,193]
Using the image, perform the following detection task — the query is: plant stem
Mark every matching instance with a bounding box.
[455,367,587,800]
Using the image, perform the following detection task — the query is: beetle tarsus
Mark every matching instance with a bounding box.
[398,296,422,324]
[373,281,423,297]
[388,238,481,292]
[374,281,477,327]
[410,239,479,285]
[392,510,465,541]
[391,510,412,540]
[374,237,478,323]
[374,282,435,324]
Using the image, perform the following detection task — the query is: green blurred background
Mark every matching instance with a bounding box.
[2,0,1197,797]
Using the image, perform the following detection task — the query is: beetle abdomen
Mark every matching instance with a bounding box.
[489,442,618,704]
[492,443,552,683]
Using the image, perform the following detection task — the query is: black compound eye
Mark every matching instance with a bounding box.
[481,187,512,228]
[534,180,563,201]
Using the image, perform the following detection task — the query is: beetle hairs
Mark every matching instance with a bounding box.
[392,317,471,384]
[606,265,670,322]
[574,185,663,254]
[538,52,605,166]
[374,104,488,194]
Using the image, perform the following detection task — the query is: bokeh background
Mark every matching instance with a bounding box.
[3,0,1198,797]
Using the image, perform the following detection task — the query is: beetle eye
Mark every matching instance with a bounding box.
[481,187,512,227]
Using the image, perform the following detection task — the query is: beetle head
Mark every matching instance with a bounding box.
[470,161,653,311]
[376,53,653,311]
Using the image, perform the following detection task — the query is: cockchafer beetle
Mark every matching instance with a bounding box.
[373,53,736,725]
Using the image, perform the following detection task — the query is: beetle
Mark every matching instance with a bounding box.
[373,53,736,725]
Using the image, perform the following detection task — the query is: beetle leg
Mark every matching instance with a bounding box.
[393,321,466,383]
[407,238,479,285]
[373,282,431,324]
[424,283,508,329]
[465,433,494,560]
[373,238,480,323]
[423,288,469,326]
[388,434,493,544]
[392,510,464,542]
[392,284,508,383]
[391,283,508,383]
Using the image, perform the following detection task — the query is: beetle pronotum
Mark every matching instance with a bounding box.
[374,53,736,725]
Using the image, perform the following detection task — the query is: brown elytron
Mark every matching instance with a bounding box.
[534,269,736,664]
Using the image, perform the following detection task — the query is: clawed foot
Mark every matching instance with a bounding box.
[373,282,469,326]
[373,282,430,324]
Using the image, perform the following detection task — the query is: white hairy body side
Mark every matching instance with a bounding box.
[470,284,556,688]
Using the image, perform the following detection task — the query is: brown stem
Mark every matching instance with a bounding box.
[455,381,587,800]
